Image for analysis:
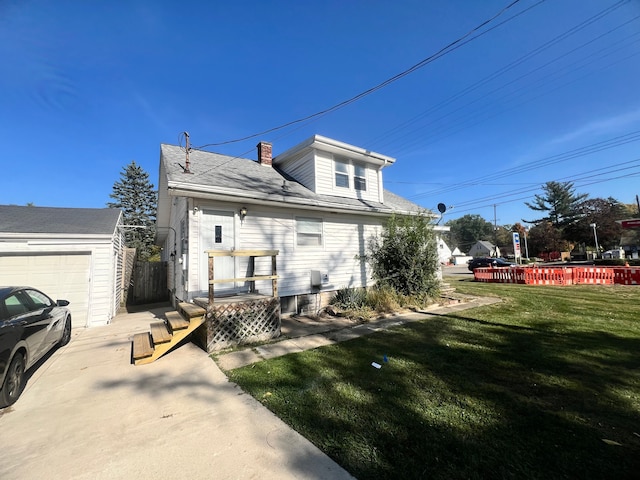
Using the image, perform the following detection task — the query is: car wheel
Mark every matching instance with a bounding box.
[59,316,71,347]
[0,352,26,408]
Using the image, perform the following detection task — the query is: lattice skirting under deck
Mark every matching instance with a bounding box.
[194,298,281,352]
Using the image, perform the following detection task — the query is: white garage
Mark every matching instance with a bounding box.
[0,206,124,328]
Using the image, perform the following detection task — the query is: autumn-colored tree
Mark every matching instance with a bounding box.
[527,221,570,257]
[564,197,626,250]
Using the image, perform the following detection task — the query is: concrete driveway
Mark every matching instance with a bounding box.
[0,306,353,480]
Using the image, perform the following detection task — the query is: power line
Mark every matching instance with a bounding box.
[443,161,640,218]
[192,0,534,150]
[407,129,640,201]
[367,0,631,151]
[376,6,639,155]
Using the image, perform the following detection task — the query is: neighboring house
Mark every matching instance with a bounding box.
[437,237,452,265]
[451,247,473,265]
[0,205,124,328]
[620,230,640,259]
[156,135,445,314]
[469,240,500,258]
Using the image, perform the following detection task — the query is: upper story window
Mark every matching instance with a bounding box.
[335,158,368,192]
[335,160,349,188]
[354,164,366,191]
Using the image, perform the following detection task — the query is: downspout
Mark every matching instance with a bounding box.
[378,159,387,204]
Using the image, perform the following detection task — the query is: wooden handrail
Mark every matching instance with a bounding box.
[206,249,279,306]
[209,275,278,284]
[206,249,279,257]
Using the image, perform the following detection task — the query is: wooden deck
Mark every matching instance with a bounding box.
[193,292,273,307]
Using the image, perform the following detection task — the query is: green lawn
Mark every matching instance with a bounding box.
[226,279,640,479]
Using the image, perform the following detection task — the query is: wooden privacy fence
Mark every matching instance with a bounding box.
[128,261,169,304]
[474,266,640,286]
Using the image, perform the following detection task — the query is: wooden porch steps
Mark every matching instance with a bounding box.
[132,302,207,365]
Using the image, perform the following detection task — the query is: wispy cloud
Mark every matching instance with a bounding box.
[549,107,640,145]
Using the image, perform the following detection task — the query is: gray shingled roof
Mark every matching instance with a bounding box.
[161,144,426,215]
[0,205,121,235]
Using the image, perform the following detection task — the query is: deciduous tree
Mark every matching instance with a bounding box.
[445,214,494,253]
[565,197,627,250]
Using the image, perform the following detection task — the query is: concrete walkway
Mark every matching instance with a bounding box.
[0,295,499,480]
[0,306,354,480]
[216,295,501,370]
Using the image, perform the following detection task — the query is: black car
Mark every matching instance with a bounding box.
[468,257,515,271]
[0,287,71,407]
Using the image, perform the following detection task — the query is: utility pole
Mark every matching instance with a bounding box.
[636,194,639,216]
[590,223,599,259]
[493,204,498,256]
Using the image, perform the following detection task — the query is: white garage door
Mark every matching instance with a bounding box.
[0,253,91,328]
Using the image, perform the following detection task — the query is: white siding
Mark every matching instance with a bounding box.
[204,202,384,298]
[278,150,316,191]
[314,151,335,194]
[166,197,189,302]
[0,239,117,327]
[173,196,389,303]
[314,151,381,203]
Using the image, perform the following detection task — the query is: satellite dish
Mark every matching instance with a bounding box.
[437,203,447,214]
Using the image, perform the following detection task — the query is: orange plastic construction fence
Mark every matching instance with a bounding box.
[473,266,639,286]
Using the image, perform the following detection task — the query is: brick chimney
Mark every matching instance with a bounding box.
[257,141,272,166]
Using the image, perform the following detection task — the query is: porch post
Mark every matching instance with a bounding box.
[271,254,278,299]
[208,254,215,307]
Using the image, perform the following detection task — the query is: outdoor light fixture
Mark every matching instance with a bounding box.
[193,205,199,215]
[239,207,248,220]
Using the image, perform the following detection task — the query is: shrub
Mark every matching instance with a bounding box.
[365,285,401,313]
[366,213,440,298]
[331,287,368,310]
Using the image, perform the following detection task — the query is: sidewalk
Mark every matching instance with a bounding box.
[216,295,500,370]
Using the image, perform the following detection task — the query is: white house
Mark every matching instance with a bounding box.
[437,237,452,265]
[468,240,501,258]
[0,205,124,328]
[156,135,447,314]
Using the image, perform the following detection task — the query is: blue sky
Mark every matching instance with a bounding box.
[2,0,639,226]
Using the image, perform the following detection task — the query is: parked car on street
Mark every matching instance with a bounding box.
[468,257,515,271]
[0,287,71,407]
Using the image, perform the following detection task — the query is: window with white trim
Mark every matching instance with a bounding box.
[354,163,366,191]
[334,160,349,188]
[296,217,323,246]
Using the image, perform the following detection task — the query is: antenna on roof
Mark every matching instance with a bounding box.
[183,131,193,174]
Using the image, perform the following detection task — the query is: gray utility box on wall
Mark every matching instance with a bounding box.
[310,270,329,288]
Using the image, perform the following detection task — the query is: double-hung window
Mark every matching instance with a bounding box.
[296,217,323,246]
[335,160,349,188]
[354,164,366,191]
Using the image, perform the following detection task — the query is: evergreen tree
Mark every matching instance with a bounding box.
[524,181,588,229]
[107,161,157,260]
